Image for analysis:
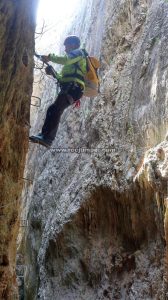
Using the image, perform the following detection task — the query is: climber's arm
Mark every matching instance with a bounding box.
[49,54,82,65]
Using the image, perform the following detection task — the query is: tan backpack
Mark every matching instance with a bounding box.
[84,56,100,97]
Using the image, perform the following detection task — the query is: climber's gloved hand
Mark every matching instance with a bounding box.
[41,55,50,63]
[45,65,54,76]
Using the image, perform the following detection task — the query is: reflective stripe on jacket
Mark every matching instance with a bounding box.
[49,49,87,88]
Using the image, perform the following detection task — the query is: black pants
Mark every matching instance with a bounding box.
[41,82,83,142]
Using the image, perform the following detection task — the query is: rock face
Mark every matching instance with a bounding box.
[24,0,168,299]
[0,0,37,298]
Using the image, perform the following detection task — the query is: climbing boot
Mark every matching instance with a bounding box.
[29,134,52,148]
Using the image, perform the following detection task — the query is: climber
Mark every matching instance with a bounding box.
[29,35,87,148]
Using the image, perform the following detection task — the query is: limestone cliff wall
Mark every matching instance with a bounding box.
[24,0,168,299]
[0,0,37,298]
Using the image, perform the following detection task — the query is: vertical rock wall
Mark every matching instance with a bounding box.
[24,0,168,299]
[0,0,37,298]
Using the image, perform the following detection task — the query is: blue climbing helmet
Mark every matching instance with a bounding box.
[64,35,81,48]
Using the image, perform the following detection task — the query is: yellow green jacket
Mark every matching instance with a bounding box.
[49,49,87,88]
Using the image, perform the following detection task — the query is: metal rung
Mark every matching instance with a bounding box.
[21,177,33,183]
[31,96,41,107]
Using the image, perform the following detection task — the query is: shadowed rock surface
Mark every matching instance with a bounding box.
[0,0,37,298]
